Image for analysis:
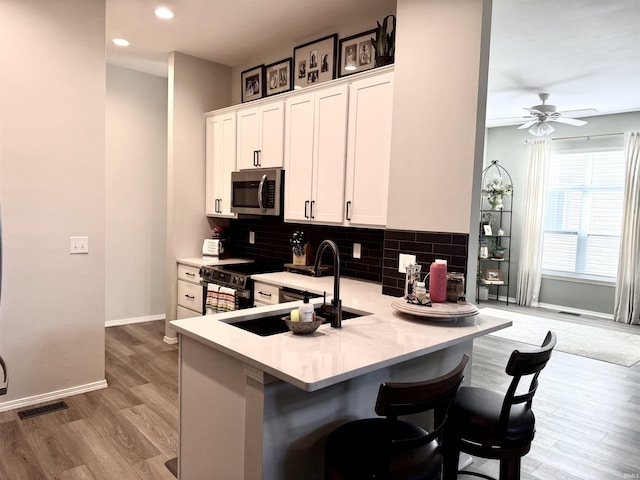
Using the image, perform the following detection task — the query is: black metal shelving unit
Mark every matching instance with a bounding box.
[477,160,513,305]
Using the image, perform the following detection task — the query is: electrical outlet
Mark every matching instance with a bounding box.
[69,236,89,254]
[249,231,255,244]
[353,243,361,259]
[398,253,416,273]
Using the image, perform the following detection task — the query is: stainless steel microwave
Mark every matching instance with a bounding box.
[231,168,283,216]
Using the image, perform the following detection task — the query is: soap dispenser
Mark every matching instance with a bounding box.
[299,293,315,323]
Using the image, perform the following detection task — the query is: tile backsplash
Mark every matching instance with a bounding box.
[382,230,469,297]
[229,218,384,282]
[228,218,468,296]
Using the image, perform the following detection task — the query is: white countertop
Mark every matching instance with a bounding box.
[176,256,254,268]
[171,272,511,392]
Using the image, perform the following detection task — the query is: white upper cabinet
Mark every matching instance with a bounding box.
[206,112,237,217]
[284,85,348,224]
[236,101,284,169]
[344,71,394,227]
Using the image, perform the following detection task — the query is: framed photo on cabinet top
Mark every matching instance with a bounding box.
[338,29,376,77]
[241,65,264,103]
[293,34,337,89]
[265,58,292,97]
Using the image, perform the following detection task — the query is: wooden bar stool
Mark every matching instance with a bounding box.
[442,331,557,480]
[324,354,470,480]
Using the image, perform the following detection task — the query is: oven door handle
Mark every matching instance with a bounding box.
[257,174,267,211]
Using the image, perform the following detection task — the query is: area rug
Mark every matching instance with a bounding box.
[481,307,640,367]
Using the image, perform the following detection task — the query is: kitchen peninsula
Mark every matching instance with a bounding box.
[171,273,511,480]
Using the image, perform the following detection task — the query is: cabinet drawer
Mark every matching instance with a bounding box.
[177,305,201,319]
[178,280,204,311]
[253,281,279,305]
[178,264,201,284]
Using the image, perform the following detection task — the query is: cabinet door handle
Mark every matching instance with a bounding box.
[185,294,195,300]
[253,150,259,167]
[257,291,272,298]
[185,272,195,277]
[310,200,315,219]
[218,198,222,213]
[257,150,262,167]
[304,200,310,218]
[346,201,352,221]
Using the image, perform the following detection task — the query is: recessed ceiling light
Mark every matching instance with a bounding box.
[112,38,130,47]
[155,7,175,19]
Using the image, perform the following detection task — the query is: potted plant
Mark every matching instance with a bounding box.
[482,175,513,210]
[371,14,396,67]
[290,231,311,265]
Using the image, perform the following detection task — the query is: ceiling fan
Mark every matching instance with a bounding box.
[517,93,596,136]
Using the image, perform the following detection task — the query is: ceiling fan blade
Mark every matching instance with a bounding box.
[557,108,599,118]
[518,120,538,129]
[551,117,587,126]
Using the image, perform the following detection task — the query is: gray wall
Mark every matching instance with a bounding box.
[0,0,106,407]
[106,65,168,325]
[485,111,640,315]
[165,52,232,340]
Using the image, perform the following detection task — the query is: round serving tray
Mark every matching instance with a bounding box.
[391,298,479,320]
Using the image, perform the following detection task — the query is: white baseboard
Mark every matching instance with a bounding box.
[105,313,165,327]
[0,379,108,413]
[163,336,178,345]
[537,302,613,320]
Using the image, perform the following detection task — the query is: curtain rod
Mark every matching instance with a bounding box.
[524,132,624,144]
[551,132,624,141]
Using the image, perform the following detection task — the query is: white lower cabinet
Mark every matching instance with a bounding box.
[253,281,279,307]
[284,85,348,224]
[177,263,204,317]
[344,72,394,227]
[205,112,236,217]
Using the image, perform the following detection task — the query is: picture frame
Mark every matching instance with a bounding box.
[338,29,376,77]
[483,224,493,236]
[479,246,489,259]
[264,58,292,97]
[293,34,337,89]
[485,269,503,281]
[241,65,264,103]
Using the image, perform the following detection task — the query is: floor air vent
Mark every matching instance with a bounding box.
[18,401,69,420]
[558,310,581,316]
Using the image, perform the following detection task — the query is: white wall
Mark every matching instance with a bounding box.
[387,0,491,234]
[485,111,640,314]
[106,65,168,324]
[0,0,106,408]
[165,52,232,340]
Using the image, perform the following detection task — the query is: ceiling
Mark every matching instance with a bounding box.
[106,0,640,127]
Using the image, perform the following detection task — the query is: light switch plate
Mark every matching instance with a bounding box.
[69,236,89,254]
[398,253,416,273]
[249,231,255,244]
[353,243,361,259]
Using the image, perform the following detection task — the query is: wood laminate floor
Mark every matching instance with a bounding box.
[0,308,638,479]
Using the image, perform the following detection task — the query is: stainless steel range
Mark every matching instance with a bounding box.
[199,262,283,312]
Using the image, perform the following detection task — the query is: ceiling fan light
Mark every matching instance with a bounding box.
[528,122,555,136]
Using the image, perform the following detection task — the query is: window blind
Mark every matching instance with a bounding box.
[541,146,625,280]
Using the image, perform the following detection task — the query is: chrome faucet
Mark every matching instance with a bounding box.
[313,239,342,328]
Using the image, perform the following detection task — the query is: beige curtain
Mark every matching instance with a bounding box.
[613,132,640,324]
[516,139,550,306]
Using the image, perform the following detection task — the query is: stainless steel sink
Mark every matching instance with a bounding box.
[225,306,369,336]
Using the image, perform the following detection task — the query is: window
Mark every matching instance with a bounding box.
[541,143,625,281]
